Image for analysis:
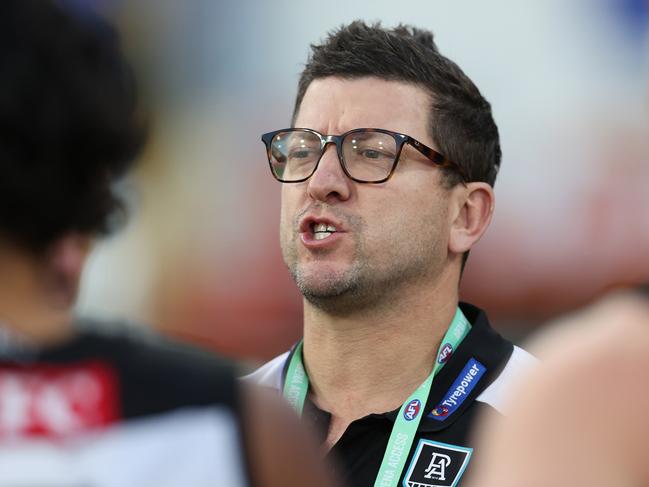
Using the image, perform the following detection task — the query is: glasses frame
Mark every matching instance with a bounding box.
[261,127,467,184]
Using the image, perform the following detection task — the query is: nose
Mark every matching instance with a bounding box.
[306,143,352,203]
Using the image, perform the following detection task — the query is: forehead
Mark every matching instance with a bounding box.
[295,77,432,142]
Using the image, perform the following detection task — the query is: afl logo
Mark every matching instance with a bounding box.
[431,405,449,417]
[438,343,453,364]
[404,399,422,421]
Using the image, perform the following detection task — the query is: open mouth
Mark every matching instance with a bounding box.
[312,222,337,241]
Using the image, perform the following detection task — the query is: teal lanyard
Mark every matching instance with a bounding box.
[282,308,471,487]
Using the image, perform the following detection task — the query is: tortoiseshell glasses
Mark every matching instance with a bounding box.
[261,128,467,184]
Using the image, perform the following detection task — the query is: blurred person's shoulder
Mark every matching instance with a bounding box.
[518,288,649,440]
[524,288,649,432]
[62,318,235,371]
[39,318,241,415]
[527,288,649,368]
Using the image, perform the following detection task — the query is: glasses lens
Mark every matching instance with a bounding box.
[269,130,321,181]
[342,131,397,182]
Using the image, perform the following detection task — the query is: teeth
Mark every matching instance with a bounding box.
[314,232,333,240]
[311,222,337,241]
[313,223,337,233]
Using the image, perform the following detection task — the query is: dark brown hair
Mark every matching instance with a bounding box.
[292,21,501,188]
[0,0,146,252]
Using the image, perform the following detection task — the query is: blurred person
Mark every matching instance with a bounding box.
[247,21,536,487]
[467,284,649,487]
[0,1,335,486]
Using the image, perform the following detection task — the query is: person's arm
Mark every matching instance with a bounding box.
[469,291,649,487]
[240,383,340,487]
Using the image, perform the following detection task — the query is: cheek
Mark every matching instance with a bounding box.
[369,191,450,245]
[279,187,300,235]
[280,184,303,207]
[279,209,293,249]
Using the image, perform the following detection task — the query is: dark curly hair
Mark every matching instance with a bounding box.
[292,21,501,188]
[0,0,146,253]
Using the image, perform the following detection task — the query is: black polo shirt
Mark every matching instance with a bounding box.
[246,302,536,487]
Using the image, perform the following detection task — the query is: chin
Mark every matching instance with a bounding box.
[294,265,357,298]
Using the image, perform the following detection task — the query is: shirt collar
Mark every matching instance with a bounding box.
[399,302,512,432]
[285,302,513,434]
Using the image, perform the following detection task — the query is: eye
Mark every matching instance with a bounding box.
[288,147,319,160]
[359,148,389,159]
[355,145,395,161]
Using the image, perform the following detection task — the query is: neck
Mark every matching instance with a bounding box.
[302,274,459,420]
[0,244,75,348]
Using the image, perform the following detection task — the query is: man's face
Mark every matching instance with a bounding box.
[280,76,455,313]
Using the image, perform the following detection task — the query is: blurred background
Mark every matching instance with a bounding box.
[74,0,649,365]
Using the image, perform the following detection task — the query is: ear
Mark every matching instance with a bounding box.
[448,182,495,255]
[44,234,94,308]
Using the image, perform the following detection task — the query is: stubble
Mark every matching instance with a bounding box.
[280,203,447,316]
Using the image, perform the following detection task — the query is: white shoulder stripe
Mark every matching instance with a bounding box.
[0,407,247,486]
[476,345,538,415]
[241,351,289,391]
[243,347,537,416]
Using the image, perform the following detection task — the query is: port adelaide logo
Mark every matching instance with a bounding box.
[402,440,472,487]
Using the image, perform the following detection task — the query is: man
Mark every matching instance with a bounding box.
[247,21,536,487]
[468,285,649,487]
[0,1,333,485]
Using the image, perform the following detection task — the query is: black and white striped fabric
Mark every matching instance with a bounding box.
[0,324,249,486]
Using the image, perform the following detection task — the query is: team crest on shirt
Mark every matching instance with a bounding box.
[402,439,472,487]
